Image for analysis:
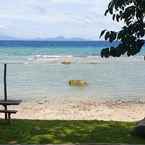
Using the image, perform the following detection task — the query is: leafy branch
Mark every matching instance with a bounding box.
[100,0,145,57]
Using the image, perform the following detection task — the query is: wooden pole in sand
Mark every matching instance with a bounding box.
[4,64,7,101]
[4,64,7,120]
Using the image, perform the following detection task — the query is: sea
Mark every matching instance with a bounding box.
[0,40,145,102]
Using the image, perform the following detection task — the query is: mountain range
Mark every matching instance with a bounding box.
[0,35,88,41]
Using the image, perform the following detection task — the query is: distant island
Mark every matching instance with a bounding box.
[0,35,89,41]
[35,36,87,41]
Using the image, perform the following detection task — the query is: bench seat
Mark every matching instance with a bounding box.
[0,110,17,113]
[0,110,17,120]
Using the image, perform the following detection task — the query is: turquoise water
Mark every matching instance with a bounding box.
[0,41,144,101]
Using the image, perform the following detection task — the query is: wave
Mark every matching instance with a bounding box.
[27,54,145,64]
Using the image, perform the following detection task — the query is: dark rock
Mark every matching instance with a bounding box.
[134,125,145,137]
[134,118,145,138]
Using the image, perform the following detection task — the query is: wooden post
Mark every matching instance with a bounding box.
[4,64,7,120]
[4,64,7,101]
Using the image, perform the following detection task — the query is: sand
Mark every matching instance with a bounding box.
[1,97,145,122]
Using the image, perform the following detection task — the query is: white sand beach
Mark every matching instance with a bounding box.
[2,97,145,122]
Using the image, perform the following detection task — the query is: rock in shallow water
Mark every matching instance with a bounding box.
[61,60,71,64]
[68,80,88,87]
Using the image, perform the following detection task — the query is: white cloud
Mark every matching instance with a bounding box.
[0,0,121,39]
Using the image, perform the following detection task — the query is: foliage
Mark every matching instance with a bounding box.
[0,119,145,144]
[100,0,145,57]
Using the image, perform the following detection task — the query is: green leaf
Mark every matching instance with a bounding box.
[99,30,106,38]
[105,32,110,40]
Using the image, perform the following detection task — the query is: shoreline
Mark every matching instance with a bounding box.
[2,98,145,122]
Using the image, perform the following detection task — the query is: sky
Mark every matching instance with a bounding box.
[0,0,121,40]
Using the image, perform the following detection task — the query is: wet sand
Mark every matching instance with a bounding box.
[1,97,145,122]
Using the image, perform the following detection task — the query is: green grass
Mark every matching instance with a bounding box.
[0,119,144,144]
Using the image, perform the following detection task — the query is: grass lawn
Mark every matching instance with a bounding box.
[0,119,145,144]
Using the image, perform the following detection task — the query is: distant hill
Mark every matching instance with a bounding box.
[34,36,87,41]
[0,35,88,41]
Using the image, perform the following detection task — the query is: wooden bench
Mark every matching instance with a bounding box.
[0,100,21,121]
[0,64,22,122]
[0,110,17,120]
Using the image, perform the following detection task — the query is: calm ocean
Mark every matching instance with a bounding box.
[0,40,144,102]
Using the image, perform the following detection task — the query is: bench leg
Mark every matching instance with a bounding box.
[8,113,10,119]
[4,113,9,120]
[4,105,8,120]
[5,113,7,120]
[7,113,11,123]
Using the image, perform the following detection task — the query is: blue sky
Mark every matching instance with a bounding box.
[0,0,121,40]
